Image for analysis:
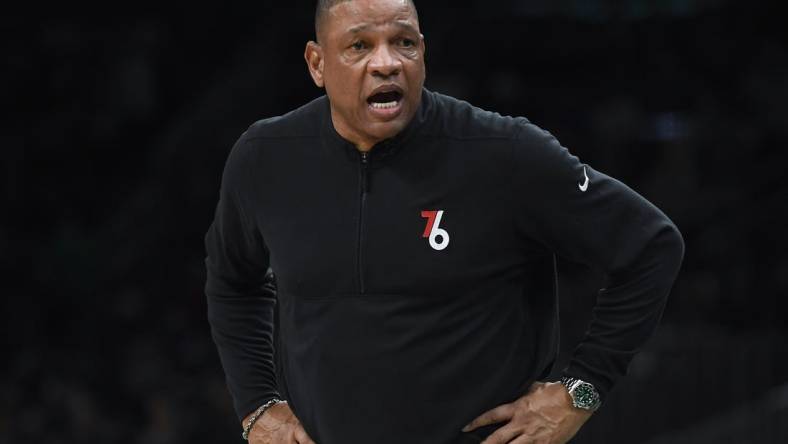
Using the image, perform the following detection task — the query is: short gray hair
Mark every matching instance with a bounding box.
[314,0,418,41]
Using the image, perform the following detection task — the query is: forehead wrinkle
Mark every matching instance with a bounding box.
[346,20,418,35]
[333,1,417,28]
[347,23,370,34]
[393,21,419,33]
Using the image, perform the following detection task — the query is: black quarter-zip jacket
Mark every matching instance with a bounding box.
[204,88,685,444]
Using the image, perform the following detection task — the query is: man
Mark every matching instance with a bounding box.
[204,0,685,443]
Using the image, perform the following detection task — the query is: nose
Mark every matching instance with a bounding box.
[367,44,402,78]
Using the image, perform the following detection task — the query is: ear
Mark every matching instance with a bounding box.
[304,41,325,88]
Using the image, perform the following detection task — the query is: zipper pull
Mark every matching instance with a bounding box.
[360,151,369,194]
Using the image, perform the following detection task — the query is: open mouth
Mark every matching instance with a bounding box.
[367,90,403,110]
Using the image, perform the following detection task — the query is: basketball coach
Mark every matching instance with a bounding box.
[204,0,685,443]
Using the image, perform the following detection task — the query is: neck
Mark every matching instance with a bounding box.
[329,109,381,152]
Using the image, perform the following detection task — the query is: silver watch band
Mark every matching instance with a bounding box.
[559,376,602,411]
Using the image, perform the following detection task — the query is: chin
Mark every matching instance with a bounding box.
[368,120,408,140]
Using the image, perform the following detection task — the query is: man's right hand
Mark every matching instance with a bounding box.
[243,402,317,444]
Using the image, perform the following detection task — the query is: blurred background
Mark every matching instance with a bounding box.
[3,0,787,442]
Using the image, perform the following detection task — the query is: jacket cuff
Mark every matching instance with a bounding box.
[238,392,284,423]
[560,360,613,406]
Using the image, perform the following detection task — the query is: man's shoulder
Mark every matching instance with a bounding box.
[241,95,327,143]
[428,90,531,141]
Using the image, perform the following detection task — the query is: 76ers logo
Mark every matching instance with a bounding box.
[421,210,450,251]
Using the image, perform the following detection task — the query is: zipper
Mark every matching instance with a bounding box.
[357,150,369,294]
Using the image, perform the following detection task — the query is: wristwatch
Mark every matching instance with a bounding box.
[559,376,602,412]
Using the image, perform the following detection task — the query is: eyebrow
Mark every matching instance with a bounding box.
[346,21,419,35]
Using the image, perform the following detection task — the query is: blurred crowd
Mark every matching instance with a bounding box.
[3,2,786,443]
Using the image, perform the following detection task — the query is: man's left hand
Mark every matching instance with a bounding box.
[461,381,593,444]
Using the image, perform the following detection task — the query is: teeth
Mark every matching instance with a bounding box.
[370,101,399,109]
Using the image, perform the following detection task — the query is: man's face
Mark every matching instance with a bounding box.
[305,0,426,149]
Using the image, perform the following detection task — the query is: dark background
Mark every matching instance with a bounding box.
[3,1,787,443]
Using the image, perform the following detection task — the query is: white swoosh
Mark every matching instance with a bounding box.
[578,166,589,192]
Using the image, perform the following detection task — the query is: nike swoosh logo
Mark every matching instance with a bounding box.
[578,166,589,192]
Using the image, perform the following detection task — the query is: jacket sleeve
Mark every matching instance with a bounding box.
[204,133,281,422]
[510,122,685,405]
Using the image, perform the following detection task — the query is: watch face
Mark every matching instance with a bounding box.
[572,382,599,409]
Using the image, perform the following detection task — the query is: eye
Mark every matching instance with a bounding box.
[350,41,366,51]
[400,38,416,47]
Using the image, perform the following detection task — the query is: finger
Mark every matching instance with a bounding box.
[293,425,317,444]
[508,435,548,444]
[509,434,555,444]
[462,403,515,431]
[479,424,522,444]
[506,424,552,444]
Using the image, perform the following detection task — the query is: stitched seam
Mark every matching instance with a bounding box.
[509,123,529,251]
[233,138,265,249]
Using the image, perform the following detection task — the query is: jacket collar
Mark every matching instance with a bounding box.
[320,87,434,164]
